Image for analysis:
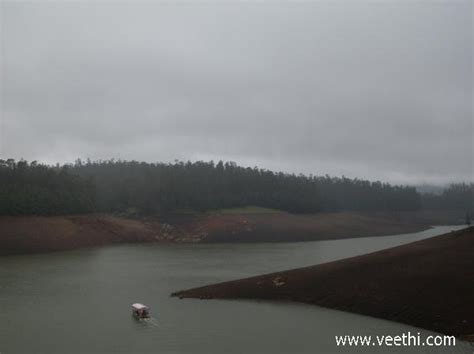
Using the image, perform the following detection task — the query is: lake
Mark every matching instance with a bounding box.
[0,225,471,354]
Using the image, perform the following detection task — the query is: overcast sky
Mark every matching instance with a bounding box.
[1,1,472,185]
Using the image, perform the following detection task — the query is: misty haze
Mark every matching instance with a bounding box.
[0,1,472,354]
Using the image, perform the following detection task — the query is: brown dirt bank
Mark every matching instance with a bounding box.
[0,215,163,256]
[0,209,465,255]
[172,226,474,340]
[181,209,468,243]
[192,211,431,243]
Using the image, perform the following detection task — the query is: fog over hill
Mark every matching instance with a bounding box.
[0,159,472,216]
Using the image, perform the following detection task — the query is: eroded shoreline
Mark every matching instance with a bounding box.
[0,210,446,255]
[172,226,474,341]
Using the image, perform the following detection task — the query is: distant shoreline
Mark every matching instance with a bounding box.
[172,226,474,342]
[0,209,466,256]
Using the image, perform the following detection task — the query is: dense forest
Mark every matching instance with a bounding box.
[0,158,472,216]
[421,183,473,212]
[0,159,95,215]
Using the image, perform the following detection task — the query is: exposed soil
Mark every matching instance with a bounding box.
[191,212,429,243]
[172,226,474,341]
[0,215,159,255]
[0,209,466,256]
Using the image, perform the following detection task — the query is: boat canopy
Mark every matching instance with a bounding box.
[132,303,149,310]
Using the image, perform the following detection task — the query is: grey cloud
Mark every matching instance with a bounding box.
[1,1,472,185]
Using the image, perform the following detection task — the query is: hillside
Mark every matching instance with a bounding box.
[0,209,455,255]
[173,227,474,340]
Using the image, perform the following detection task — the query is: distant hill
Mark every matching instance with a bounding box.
[0,158,472,216]
[414,183,447,195]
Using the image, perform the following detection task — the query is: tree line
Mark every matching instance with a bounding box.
[0,158,471,216]
[421,183,473,212]
[0,159,95,215]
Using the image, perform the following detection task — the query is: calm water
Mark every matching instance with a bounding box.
[0,225,471,354]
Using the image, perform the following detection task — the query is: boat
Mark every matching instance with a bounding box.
[132,303,150,319]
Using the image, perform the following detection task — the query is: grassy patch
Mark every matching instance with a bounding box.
[211,206,283,214]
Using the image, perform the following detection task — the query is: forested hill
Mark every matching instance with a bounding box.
[0,160,95,215]
[0,159,472,216]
